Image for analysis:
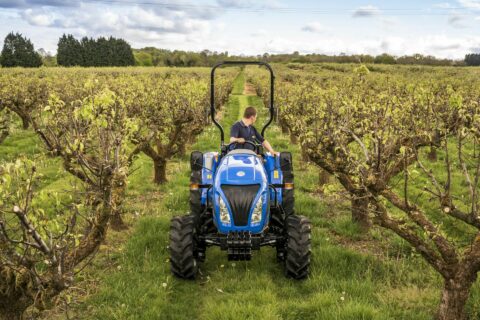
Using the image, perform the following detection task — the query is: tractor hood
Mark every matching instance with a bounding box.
[213,150,269,233]
[215,150,267,185]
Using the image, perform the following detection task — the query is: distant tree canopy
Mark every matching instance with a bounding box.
[57,34,135,67]
[0,31,465,68]
[132,48,459,67]
[464,53,480,66]
[0,32,42,67]
[373,53,397,65]
[133,48,230,67]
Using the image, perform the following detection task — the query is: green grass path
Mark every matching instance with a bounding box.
[80,71,443,320]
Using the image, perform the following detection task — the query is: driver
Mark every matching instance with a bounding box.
[229,106,279,156]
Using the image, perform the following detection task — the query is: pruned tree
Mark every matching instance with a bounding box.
[282,74,480,319]
[0,73,49,129]
[0,82,139,318]
[0,105,11,144]
[121,71,233,184]
[30,79,140,230]
[128,74,208,184]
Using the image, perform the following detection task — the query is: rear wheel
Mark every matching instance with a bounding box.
[190,151,204,219]
[270,207,286,261]
[170,215,198,279]
[280,152,294,216]
[284,215,311,279]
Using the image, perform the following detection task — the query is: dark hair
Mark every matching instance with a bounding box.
[243,106,257,119]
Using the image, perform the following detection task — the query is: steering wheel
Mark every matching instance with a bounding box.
[228,140,260,154]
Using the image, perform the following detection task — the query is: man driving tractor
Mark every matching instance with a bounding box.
[229,106,279,155]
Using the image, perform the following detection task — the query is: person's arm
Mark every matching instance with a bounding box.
[253,127,279,156]
[230,137,246,143]
[262,139,279,156]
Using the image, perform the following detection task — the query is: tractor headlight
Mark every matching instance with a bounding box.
[250,196,263,226]
[218,196,231,226]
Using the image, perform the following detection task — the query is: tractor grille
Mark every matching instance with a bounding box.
[221,184,260,226]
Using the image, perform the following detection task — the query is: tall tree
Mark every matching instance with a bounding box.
[111,37,135,66]
[0,32,42,67]
[57,34,83,66]
[465,53,480,66]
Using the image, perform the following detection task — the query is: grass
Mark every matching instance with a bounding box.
[2,70,479,319]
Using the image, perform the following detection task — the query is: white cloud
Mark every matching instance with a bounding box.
[434,2,456,8]
[251,29,268,37]
[0,0,78,8]
[352,5,381,18]
[216,0,253,8]
[21,8,55,26]
[2,0,480,59]
[458,0,480,9]
[448,12,468,27]
[19,3,214,44]
[228,34,477,59]
[301,22,324,33]
[216,0,284,9]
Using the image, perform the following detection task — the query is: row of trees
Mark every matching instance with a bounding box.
[133,49,468,67]
[464,53,480,66]
[0,32,42,67]
[57,34,135,67]
[0,68,236,318]
[2,31,480,68]
[248,66,480,320]
[0,32,135,68]
[133,48,231,67]
[262,52,460,66]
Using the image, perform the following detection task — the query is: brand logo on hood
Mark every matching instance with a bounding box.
[236,171,246,177]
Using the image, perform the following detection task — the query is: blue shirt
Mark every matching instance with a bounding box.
[230,120,265,143]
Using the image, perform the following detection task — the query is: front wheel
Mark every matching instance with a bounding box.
[284,215,312,279]
[170,215,198,279]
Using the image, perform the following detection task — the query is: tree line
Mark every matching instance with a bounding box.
[0,32,135,67]
[2,31,480,68]
[57,34,135,67]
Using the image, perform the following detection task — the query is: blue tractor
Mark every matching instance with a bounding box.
[169,61,311,279]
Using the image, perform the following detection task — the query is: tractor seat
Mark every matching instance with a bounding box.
[227,149,257,156]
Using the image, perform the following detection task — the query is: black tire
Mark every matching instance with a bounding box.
[190,151,204,219]
[280,152,294,216]
[189,190,204,217]
[284,215,311,279]
[170,215,198,279]
[270,207,286,261]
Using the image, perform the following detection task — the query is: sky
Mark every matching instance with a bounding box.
[1,0,480,59]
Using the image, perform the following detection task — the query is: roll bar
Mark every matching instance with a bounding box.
[210,61,275,147]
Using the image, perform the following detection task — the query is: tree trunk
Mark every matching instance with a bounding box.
[318,169,330,186]
[110,211,128,231]
[300,147,310,162]
[316,169,331,194]
[153,158,167,184]
[280,122,289,135]
[21,116,29,130]
[0,131,8,144]
[290,132,298,144]
[436,277,473,320]
[351,196,371,231]
[109,181,128,231]
[0,296,29,320]
[178,141,186,157]
[428,145,437,162]
[0,309,22,320]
